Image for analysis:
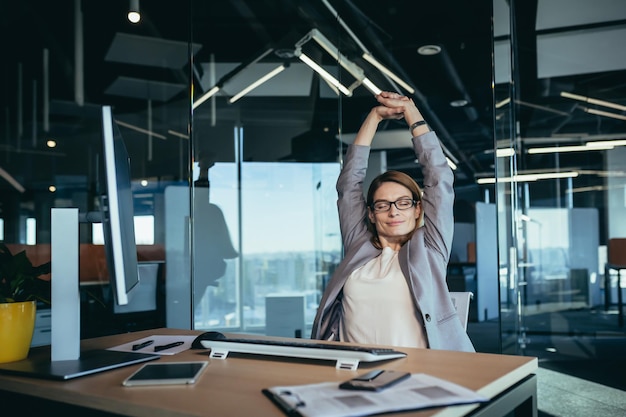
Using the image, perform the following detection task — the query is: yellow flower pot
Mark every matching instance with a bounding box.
[0,300,36,363]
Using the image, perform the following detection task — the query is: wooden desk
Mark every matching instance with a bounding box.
[0,328,537,417]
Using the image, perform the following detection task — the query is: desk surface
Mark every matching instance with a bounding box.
[0,328,537,417]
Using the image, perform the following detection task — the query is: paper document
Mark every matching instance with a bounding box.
[108,335,197,355]
[263,373,488,417]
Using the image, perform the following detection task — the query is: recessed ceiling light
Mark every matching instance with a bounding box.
[417,45,442,56]
[128,0,141,24]
[274,49,296,59]
[450,99,468,107]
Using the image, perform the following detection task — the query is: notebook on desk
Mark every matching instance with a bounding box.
[263,373,488,417]
[0,349,159,380]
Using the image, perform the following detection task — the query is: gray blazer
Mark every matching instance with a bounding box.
[310,131,475,352]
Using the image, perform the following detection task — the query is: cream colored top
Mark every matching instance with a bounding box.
[340,247,427,348]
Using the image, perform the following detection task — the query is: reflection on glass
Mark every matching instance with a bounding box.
[193,162,341,333]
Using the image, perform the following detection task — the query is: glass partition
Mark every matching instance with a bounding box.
[188,2,347,336]
[191,160,341,333]
[1,1,193,336]
[11,1,625,368]
[186,1,496,339]
[3,1,500,343]
[493,0,626,364]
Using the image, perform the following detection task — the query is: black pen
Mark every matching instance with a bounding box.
[154,341,184,352]
[131,340,154,351]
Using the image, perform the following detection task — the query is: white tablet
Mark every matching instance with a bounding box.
[122,361,209,386]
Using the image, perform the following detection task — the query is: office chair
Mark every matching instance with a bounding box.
[449,291,473,330]
[605,238,626,327]
[112,262,164,331]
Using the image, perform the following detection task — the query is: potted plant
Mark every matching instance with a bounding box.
[0,242,51,363]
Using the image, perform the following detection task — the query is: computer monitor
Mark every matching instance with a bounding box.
[0,106,159,381]
[99,105,139,306]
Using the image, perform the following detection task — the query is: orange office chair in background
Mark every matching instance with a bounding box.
[605,238,626,327]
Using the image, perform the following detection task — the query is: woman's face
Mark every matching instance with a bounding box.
[368,181,421,246]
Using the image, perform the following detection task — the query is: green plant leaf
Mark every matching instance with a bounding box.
[0,242,52,304]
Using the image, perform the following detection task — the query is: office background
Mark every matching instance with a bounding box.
[1,0,625,406]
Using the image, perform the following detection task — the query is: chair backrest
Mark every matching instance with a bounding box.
[608,238,626,267]
[449,291,473,330]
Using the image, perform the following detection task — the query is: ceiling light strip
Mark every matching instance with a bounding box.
[362,53,415,94]
[115,120,167,140]
[476,171,579,184]
[296,29,386,96]
[0,166,26,193]
[589,139,626,147]
[517,99,570,116]
[320,0,368,51]
[193,48,275,110]
[296,52,352,96]
[567,185,607,194]
[167,130,189,139]
[309,29,365,82]
[228,64,286,104]
[320,0,414,94]
[561,91,626,112]
[527,144,614,154]
[361,78,382,96]
[193,85,220,110]
[495,97,510,108]
[320,78,341,96]
[496,148,515,157]
[582,107,626,121]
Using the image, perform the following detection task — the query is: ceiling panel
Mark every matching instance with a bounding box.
[105,33,203,69]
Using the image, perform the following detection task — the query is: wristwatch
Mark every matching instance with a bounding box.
[409,120,429,136]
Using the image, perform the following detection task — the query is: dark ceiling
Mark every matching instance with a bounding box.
[2,0,626,198]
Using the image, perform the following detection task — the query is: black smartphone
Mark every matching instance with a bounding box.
[339,369,411,392]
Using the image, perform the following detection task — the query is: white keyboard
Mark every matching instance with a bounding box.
[198,333,407,370]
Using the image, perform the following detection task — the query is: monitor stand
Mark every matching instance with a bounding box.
[0,208,159,380]
[51,207,81,361]
[0,348,158,380]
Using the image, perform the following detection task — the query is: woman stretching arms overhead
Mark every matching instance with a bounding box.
[311,91,474,352]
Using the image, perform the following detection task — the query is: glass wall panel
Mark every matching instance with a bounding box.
[191,160,341,333]
[187,1,495,340]
[3,1,549,358]
[493,0,626,375]
[2,0,192,336]
[191,161,240,329]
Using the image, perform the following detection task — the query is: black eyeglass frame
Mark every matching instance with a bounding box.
[370,198,418,213]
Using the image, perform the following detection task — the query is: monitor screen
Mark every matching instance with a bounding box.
[100,105,139,306]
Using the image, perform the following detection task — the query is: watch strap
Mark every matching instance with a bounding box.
[409,120,428,136]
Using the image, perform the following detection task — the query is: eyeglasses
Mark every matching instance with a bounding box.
[371,198,417,213]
